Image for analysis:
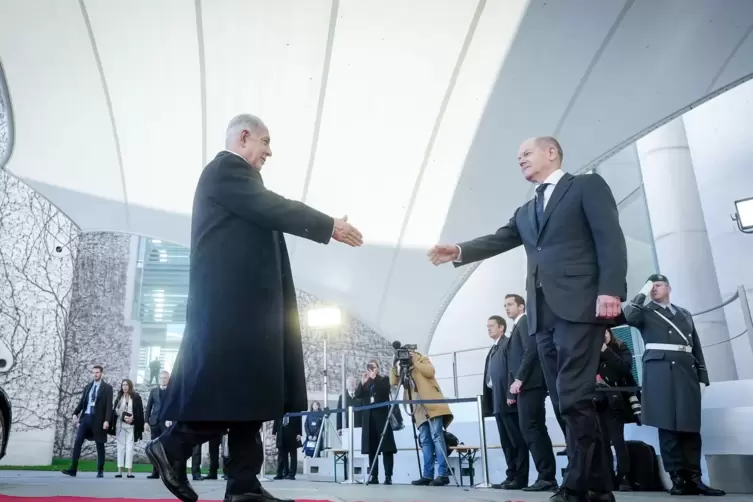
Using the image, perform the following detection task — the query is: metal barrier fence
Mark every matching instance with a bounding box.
[428,284,752,392]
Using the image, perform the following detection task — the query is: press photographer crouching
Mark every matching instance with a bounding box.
[595,328,639,491]
[389,345,454,487]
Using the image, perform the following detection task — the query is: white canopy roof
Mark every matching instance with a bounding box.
[2,0,752,349]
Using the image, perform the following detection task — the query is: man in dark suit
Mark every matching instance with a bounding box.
[273,416,302,480]
[146,114,363,502]
[505,294,557,492]
[429,136,627,502]
[146,370,171,479]
[62,365,113,478]
[482,315,528,489]
[336,376,362,432]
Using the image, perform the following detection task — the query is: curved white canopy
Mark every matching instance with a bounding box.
[1,0,752,349]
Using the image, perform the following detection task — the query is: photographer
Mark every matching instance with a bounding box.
[390,349,453,487]
[595,328,636,491]
[355,360,395,485]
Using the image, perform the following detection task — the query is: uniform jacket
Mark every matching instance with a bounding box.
[623,301,709,432]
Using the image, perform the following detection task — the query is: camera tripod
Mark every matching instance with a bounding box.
[366,362,460,487]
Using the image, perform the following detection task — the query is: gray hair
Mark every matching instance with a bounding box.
[225,113,265,148]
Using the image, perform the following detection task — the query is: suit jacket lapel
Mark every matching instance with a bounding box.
[527,198,537,235]
[538,174,574,238]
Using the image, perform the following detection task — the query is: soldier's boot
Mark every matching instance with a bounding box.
[687,471,725,496]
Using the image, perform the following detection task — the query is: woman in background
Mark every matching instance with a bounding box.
[109,379,144,478]
[596,328,636,491]
[304,401,323,457]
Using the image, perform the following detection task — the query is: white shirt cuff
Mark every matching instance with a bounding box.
[453,245,462,263]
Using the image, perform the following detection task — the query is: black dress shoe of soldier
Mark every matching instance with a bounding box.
[145,439,198,502]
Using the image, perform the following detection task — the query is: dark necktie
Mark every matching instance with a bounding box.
[535,183,549,231]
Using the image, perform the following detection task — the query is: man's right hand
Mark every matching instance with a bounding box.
[333,215,363,247]
[427,244,459,265]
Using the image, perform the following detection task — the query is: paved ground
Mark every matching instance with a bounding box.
[0,471,752,502]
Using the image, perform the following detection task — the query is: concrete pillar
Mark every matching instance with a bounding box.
[636,117,737,382]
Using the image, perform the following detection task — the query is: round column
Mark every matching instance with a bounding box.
[636,117,737,382]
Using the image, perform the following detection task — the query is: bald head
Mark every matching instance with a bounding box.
[517,136,563,183]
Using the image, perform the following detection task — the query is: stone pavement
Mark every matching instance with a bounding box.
[0,471,752,502]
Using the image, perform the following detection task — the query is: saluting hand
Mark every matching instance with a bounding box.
[333,215,363,247]
[427,244,459,265]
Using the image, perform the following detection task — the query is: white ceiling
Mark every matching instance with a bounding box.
[1,0,753,350]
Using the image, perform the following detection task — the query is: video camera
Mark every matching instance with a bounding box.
[392,340,417,367]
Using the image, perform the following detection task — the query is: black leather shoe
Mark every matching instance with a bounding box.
[192,474,203,481]
[145,439,198,502]
[688,472,725,496]
[96,472,103,478]
[384,476,392,485]
[523,479,557,492]
[411,477,431,486]
[549,488,582,502]
[430,476,449,486]
[505,479,529,490]
[204,473,219,480]
[61,469,76,477]
[492,477,515,489]
[146,473,159,479]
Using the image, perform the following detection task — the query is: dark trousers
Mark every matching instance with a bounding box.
[600,412,628,478]
[517,387,557,482]
[534,290,612,494]
[149,424,165,475]
[535,333,567,439]
[191,435,222,476]
[658,429,702,474]
[495,412,529,483]
[276,444,298,477]
[160,421,260,496]
[70,414,105,473]
[368,452,394,478]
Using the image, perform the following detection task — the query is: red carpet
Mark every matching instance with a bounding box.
[0,497,328,502]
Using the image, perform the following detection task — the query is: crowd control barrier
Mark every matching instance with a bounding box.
[284,396,491,486]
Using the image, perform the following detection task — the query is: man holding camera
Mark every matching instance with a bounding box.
[390,349,453,487]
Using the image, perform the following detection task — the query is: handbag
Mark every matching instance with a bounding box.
[121,411,132,422]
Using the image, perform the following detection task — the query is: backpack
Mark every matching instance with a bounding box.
[444,431,460,457]
[625,440,664,491]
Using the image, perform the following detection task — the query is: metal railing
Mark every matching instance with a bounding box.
[427,285,753,393]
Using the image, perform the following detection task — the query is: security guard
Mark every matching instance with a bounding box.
[622,274,724,496]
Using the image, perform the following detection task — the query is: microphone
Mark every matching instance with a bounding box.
[392,340,402,350]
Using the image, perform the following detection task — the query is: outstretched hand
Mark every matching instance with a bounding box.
[333,215,363,247]
[427,244,459,265]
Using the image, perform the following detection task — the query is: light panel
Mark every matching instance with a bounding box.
[303,0,479,247]
[307,306,342,329]
[84,0,204,215]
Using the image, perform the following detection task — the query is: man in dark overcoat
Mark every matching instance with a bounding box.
[272,416,302,480]
[62,365,113,478]
[622,274,724,496]
[145,370,170,479]
[430,137,628,502]
[146,113,363,502]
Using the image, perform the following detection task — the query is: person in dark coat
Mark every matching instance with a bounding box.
[273,416,302,480]
[595,328,635,491]
[481,315,529,489]
[62,365,113,478]
[622,274,724,496]
[429,137,628,502]
[146,113,363,502]
[145,370,171,479]
[355,359,396,485]
[336,377,362,432]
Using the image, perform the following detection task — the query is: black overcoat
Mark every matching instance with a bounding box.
[109,392,146,442]
[73,381,113,443]
[273,416,302,451]
[161,151,335,422]
[623,301,709,432]
[354,375,397,454]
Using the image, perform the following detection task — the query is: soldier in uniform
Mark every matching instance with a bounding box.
[622,274,724,496]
